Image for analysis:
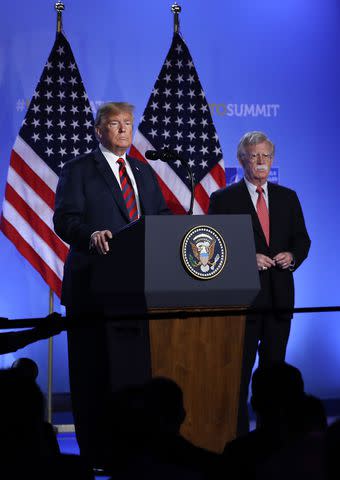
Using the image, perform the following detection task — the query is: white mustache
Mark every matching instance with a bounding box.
[256,165,268,171]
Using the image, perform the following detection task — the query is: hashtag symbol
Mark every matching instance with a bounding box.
[16,99,25,112]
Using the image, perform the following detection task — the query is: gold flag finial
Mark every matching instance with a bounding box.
[171,3,181,34]
[55,2,65,34]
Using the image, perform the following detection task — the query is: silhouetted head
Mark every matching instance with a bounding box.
[0,368,45,455]
[251,362,305,427]
[11,357,39,380]
[301,394,327,433]
[144,377,186,434]
[325,418,340,480]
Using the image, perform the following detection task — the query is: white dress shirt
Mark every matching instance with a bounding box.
[243,177,294,268]
[244,177,269,211]
[99,143,141,216]
[90,146,142,245]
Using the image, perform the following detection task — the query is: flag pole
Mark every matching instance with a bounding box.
[47,289,54,423]
[55,1,65,34]
[171,2,181,34]
[46,1,65,426]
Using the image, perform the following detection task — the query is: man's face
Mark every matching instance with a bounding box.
[95,111,133,155]
[240,141,273,186]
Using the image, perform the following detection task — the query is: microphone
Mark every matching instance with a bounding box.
[145,149,177,162]
[145,150,160,160]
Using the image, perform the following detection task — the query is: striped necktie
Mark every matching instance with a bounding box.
[117,158,139,221]
[256,186,270,245]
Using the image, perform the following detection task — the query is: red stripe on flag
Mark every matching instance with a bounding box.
[10,150,55,209]
[194,183,210,214]
[5,184,68,262]
[157,176,187,215]
[129,145,148,164]
[130,145,187,214]
[209,162,226,188]
[0,216,62,297]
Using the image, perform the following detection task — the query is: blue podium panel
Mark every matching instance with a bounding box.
[91,215,260,314]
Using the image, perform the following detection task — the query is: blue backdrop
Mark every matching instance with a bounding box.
[0,0,339,400]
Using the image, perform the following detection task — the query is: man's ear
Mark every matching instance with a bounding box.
[95,126,101,141]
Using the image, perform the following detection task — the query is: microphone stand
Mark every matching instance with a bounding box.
[180,156,195,215]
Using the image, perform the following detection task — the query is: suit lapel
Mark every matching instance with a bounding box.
[128,156,145,214]
[239,180,264,240]
[93,149,130,221]
[267,182,280,245]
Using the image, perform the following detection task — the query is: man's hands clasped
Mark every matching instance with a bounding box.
[256,252,294,271]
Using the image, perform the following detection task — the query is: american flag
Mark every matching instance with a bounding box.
[0,32,97,298]
[131,32,226,214]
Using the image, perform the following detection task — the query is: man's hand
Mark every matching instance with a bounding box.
[273,251,294,270]
[90,230,113,255]
[256,253,276,271]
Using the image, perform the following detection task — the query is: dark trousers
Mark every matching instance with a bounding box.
[66,315,152,466]
[236,314,291,437]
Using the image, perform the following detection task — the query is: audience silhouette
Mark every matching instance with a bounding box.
[325,417,340,480]
[108,377,221,479]
[222,362,328,479]
[1,348,340,480]
[0,363,93,479]
[10,356,61,456]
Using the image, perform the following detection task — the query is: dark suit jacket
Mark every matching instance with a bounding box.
[53,149,170,308]
[209,180,311,318]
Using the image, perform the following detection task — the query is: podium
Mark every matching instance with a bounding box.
[91,215,260,452]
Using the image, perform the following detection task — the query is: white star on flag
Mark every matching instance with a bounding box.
[131,32,226,214]
[0,32,97,297]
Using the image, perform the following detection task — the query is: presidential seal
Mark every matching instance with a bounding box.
[181,226,227,280]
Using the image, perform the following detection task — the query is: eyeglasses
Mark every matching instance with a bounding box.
[246,153,273,161]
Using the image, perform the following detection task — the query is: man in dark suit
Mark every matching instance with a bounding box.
[208,131,310,437]
[54,101,170,310]
[53,102,170,466]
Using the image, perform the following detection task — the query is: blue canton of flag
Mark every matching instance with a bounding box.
[20,33,97,172]
[0,32,97,297]
[131,33,226,214]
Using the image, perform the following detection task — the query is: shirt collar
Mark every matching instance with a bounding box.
[244,177,268,197]
[99,143,127,163]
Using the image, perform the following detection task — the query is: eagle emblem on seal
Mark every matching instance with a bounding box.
[190,239,219,273]
[181,226,227,279]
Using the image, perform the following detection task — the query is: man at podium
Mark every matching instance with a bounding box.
[54,101,170,308]
[53,102,170,464]
[209,131,310,436]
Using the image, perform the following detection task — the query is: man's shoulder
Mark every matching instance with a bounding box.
[62,149,98,172]
[127,155,158,179]
[223,429,263,456]
[127,154,150,169]
[212,180,245,198]
[268,182,297,198]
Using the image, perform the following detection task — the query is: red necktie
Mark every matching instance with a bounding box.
[256,186,270,245]
[117,158,139,221]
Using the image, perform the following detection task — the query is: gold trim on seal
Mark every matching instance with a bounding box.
[181,225,227,280]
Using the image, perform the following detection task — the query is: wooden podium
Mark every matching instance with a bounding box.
[149,311,245,452]
[91,215,259,452]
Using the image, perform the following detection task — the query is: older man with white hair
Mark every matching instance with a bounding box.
[209,131,311,436]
